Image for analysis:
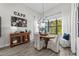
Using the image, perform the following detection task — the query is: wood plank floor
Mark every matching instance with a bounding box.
[0,43,75,56]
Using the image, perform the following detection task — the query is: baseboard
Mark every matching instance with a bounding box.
[0,44,10,48]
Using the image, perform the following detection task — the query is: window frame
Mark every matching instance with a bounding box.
[45,18,62,35]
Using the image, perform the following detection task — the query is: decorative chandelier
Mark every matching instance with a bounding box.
[38,3,45,24]
[42,3,45,22]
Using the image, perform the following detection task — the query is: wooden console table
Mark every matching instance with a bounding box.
[10,32,30,47]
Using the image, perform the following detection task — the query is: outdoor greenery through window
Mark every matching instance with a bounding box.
[45,18,62,35]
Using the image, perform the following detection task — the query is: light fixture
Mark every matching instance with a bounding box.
[38,3,45,24]
[39,3,45,29]
[38,3,46,30]
[42,3,45,23]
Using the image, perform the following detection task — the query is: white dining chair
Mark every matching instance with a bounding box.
[47,35,60,53]
[34,34,46,50]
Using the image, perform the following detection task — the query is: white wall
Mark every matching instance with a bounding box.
[62,4,71,34]
[0,3,39,48]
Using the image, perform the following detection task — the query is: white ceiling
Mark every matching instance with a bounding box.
[24,3,60,14]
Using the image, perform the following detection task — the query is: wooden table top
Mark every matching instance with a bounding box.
[40,35,56,39]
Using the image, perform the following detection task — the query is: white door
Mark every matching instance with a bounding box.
[77,4,79,56]
[71,4,77,54]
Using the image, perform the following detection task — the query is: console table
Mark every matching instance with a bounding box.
[10,32,30,47]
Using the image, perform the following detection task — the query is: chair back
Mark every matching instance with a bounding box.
[55,34,62,43]
[34,34,40,40]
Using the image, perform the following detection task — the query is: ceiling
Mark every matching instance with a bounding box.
[24,3,60,14]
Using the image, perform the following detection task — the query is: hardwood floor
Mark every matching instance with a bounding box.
[0,43,75,56]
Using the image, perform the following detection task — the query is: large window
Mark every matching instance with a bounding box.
[45,18,62,35]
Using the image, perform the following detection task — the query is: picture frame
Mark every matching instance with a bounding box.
[11,16,27,27]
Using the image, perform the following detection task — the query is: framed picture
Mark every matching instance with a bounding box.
[11,16,27,27]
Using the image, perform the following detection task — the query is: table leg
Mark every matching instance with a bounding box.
[45,39,49,48]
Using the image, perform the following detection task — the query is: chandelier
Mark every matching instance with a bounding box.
[38,3,45,25]
[42,3,45,22]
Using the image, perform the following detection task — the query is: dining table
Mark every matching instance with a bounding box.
[40,35,56,48]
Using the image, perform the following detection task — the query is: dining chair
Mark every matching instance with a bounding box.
[34,34,46,50]
[47,35,60,53]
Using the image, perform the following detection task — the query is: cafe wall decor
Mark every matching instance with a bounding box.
[11,16,27,27]
[14,11,25,17]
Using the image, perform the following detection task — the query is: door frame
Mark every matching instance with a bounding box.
[74,3,79,56]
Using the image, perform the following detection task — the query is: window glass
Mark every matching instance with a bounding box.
[45,17,62,35]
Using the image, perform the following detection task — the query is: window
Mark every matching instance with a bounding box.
[45,17,62,35]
